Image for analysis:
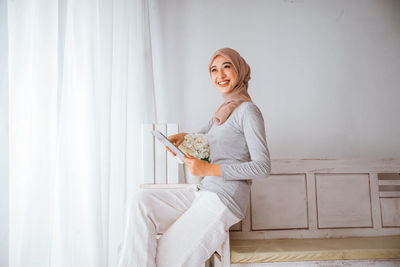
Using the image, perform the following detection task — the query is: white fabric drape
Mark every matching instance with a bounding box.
[6,0,157,266]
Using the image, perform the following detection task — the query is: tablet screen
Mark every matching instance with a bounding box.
[150,130,186,161]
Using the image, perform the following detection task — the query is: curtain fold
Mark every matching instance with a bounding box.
[6,0,157,266]
[0,0,9,266]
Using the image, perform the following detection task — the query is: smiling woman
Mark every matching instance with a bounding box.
[118,48,271,267]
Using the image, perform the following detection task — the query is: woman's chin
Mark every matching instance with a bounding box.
[217,87,233,94]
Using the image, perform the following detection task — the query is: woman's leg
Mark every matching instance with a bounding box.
[117,186,197,267]
[156,191,241,267]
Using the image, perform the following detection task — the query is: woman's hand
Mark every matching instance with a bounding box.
[183,153,221,177]
[166,132,187,156]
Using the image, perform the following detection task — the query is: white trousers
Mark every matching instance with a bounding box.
[117,185,241,267]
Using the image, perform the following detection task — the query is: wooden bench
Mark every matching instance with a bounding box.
[228,158,400,265]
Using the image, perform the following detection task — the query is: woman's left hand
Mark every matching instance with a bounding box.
[183,153,211,176]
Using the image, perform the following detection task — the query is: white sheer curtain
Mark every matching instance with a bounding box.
[6,0,157,266]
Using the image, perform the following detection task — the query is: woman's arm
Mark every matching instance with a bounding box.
[183,154,221,176]
[219,104,271,180]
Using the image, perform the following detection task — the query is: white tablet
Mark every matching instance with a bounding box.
[150,130,186,164]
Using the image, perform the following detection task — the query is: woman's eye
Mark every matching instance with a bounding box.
[224,65,231,68]
[211,69,216,72]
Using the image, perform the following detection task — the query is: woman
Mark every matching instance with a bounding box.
[118,48,271,267]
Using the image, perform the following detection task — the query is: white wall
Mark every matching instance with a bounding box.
[0,0,8,265]
[150,0,400,159]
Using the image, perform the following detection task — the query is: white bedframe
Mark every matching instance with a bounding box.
[141,123,400,266]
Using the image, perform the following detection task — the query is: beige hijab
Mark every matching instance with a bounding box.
[209,48,252,125]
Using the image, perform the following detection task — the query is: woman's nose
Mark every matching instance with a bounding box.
[217,70,226,79]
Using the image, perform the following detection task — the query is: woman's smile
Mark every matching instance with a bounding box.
[218,80,230,87]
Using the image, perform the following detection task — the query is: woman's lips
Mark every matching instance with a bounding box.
[218,80,229,87]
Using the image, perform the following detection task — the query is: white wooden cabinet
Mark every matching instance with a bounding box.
[230,159,400,240]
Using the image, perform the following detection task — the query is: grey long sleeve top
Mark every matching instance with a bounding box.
[197,101,271,219]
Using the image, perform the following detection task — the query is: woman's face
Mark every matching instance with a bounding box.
[210,55,238,94]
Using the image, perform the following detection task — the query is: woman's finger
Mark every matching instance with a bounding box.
[184,155,194,163]
[166,146,176,157]
[183,157,190,165]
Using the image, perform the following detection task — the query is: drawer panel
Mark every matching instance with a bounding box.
[251,175,308,230]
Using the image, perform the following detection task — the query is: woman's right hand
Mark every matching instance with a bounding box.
[166,132,187,156]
